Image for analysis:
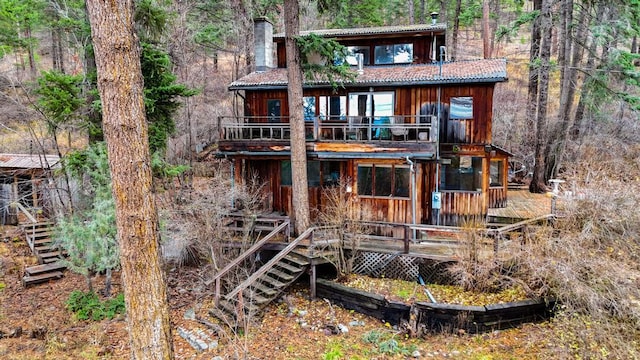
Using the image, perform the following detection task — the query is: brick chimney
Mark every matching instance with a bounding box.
[254,17,274,72]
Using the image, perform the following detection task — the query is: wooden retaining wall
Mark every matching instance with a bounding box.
[316,279,555,333]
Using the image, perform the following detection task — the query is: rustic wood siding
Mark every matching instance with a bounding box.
[488,187,507,208]
[439,191,485,226]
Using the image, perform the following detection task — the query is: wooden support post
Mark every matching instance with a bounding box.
[493,234,500,254]
[310,264,317,299]
[214,278,221,307]
[403,226,410,254]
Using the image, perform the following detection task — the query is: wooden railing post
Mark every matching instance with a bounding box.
[403,225,410,254]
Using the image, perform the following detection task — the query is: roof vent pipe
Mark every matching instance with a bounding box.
[430,12,439,25]
[357,53,364,75]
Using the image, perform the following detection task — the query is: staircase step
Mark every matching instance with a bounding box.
[242,289,271,305]
[284,254,310,267]
[22,271,64,287]
[260,274,287,288]
[34,245,58,253]
[26,230,53,239]
[250,282,278,297]
[266,268,294,282]
[275,261,303,274]
[25,262,66,276]
[43,257,62,264]
[34,238,54,245]
[219,297,260,316]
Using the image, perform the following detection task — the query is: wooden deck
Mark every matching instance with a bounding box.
[487,188,553,222]
[222,189,555,262]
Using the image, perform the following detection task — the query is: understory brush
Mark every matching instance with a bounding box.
[449,144,640,359]
[66,290,125,321]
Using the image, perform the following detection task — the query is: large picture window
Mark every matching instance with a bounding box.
[440,156,482,191]
[357,164,410,198]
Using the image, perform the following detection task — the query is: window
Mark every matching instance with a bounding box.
[319,96,346,121]
[321,161,341,186]
[490,160,504,187]
[374,44,413,64]
[267,99,281,122]
[450,97,473,119]
[440,156,482,191]
[346,46,370,65]
[357,164,410,198]
[303,96,316,122]
[281,160,340,187]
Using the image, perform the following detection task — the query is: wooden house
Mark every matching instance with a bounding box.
[217,18,510,227]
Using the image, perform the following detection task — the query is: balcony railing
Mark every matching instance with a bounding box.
[218,115,436,143]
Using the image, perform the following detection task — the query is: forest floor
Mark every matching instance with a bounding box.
[0,227,557,360]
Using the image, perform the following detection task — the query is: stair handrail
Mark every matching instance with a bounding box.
[209,220,290,305]
[223,225,337,304]
[10,201,38,223]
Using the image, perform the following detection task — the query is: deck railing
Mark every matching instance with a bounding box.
[217,115,436,143]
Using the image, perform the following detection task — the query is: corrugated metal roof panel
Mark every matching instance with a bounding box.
[0,154,61,169]
[229,58,508,90]
[273,23,447,39]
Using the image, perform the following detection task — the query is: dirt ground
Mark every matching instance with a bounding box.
[0,223,557,360]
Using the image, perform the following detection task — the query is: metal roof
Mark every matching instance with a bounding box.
[273,23,447,39]
[0,153,61,170]
[229,58,508,90]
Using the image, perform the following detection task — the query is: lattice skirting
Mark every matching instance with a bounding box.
[352,252,456,283]
[352,252,419,281]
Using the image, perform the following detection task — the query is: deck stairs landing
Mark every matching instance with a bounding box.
[21,221,67,286]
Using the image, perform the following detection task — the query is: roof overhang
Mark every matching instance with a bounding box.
[229,59,508,91]
[273,23,447,41]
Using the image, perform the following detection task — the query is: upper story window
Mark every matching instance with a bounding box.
[374,44,413,65]
[319,96,347,121]
[303,96,316,122]
[450,96,473,119]
[345,46,371,65]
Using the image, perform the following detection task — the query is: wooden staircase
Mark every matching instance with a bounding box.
[211,252,309,325]
[208,223,341,326]
[21,221,67,286]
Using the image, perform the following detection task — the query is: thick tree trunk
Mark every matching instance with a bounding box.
[482,0,491,58]
[284,0,310,234]
[84,3,102,143]
[85,1,174,359]
[547,0,584,178]
[451,0,462,61]
[408,0,414,25]
[530,0,553,193]
[525,0,542,155]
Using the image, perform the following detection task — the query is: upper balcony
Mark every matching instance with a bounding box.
[218,115,436,148]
